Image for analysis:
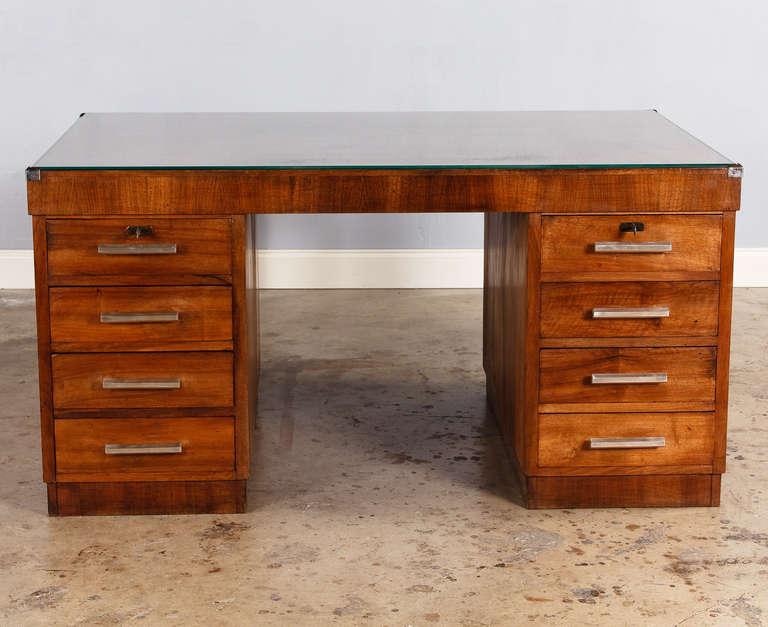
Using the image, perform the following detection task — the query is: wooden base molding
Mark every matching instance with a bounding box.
[47,480,247,516]
[525,474,721,509]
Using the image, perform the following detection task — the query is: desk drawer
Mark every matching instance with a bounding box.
[55,417,235,481]
[46,218,232,285]
[540,281,719,338]
[52,352,233,412]
[541,214,721,274]
[50,286,233,352]
[540,347,716,406]
[538,412,714,470]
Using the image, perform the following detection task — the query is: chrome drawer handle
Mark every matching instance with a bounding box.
[105,443,182,455]
[592,306,669,319]
[102,378,181,390]
[97,243,177,255]
[594,241,672,253]
[589,437,666,449]
[591,372,668,384]
[100,312,180,323]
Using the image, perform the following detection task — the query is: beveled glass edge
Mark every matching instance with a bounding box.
[31,163,737,171]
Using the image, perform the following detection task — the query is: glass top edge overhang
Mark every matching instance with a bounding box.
[31,111,735,170]
[32,163,736,171]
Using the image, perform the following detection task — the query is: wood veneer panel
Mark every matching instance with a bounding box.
[33,217,55,482]
[483,213,535,472]
[540,401,715,414]
[541,271,720,283]
[538,412,714,469]
[526,474,717,508]
[46,218,232,284]
[541,214,722,273]
[245,215,260,477]
[52,480,246,515]
[539,336,718,348]
[539,347,716,405]
[50,286,233,352]
[52,352,233,411]
[232,215,255,479]
[540,281,719,338]
[714,212,736,473]
[55,417,235,481]
[28,167,740,215]
[711,474,722,506]
[524,215,542,474]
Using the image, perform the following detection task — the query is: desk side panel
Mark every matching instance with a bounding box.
[484,213,538,474]
[714,211,736,473]
[233,215,259,479]
[33,217,55,485]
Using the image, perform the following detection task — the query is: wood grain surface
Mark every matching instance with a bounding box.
[46,218,232,284]
[537,412,714,470]
[526,474,719,508]
[539,347,716,405]
[55,417,235,481]
[50,480,246,515]
[541,214,722,273]
[50,286,233,352]
[52,352,233,411]
[28,167,741,215]
[540,281,719,338]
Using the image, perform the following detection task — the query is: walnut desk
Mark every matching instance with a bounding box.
[26,111,742,515]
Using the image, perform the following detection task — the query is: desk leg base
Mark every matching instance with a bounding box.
[47,480,247,516]
[525,474,721,509]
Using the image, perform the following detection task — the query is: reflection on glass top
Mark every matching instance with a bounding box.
[32,111,734,170]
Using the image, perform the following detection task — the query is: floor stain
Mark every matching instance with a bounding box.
[332,595,365,616]
[264,542,320,565]
[730,595,763,626]
[8,586,67,612]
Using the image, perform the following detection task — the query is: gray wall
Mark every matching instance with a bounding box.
[1,0,765,250]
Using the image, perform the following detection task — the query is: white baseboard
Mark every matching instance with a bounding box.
[0,250,35,289]
[733,249,768,288]
[257,249,483,288]
[1,248,767,289]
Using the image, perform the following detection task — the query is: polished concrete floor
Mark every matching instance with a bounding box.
[0,288,767,626]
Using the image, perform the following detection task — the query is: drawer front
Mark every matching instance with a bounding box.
[55,417,235,481]
[538,412,714,469]
[50,286,233,351]
[541,214,722,274]
[540,347,716,405]
[540,281,719,338]
[47,218,232,284]
[52,352,233,411]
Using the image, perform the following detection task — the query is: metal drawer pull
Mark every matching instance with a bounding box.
[594,241,672,253]
[591,372,668,384]
[589,437,666,449]
[97,243,177,255]
[100,312,180,323]
[592,306,669,319]
[102,378,181,390]
[105,443,182,455]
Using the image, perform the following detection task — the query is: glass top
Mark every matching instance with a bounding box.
[32,111,734,170]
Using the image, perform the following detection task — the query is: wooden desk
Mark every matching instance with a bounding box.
[26,112,742,514]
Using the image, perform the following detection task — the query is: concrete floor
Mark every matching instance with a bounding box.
[0,288,767,626]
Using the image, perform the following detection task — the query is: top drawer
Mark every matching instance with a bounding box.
[541,214,722,275]
[46,219,232,285]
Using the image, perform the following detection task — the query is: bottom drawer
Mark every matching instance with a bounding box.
[538,413,714,471]
[55,417,235,482]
